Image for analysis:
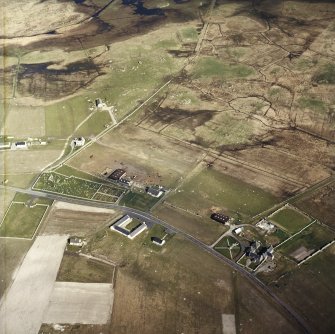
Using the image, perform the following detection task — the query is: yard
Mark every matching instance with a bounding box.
[0,202,48,238]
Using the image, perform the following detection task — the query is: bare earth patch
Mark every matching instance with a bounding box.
[290,246,314,262]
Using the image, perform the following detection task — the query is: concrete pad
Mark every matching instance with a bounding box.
[0,235,67,334]
[222,314,236,334]
[43,282,114,324]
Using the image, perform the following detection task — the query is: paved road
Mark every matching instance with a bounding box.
[0,185,311,333]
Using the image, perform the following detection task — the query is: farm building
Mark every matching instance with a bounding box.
[95,98,104,108]
[233,227,243,235]
[210,212,229,224]
[146,186,164,198]
[108,169,126,180]
[14,141,28,149]
[245,241,274,263]
[256,219,276,233]
[110,215,147,240]
[151,236,166,246]
[68,237,83,246]
[71,137,85,147]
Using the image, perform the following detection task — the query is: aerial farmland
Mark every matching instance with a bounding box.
[0,0,335,333]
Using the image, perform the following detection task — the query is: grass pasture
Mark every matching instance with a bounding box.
[74,110,111,137]
[277,223,335,262]
[83,227,235,334]
[191,56,255,81]
[269,206,312,234]
[274,244,335,333]
[45,96,91,138]
[168,168,279,220]
[0,202,48,238]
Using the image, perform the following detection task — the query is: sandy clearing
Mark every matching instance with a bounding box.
[53,201,115,214]
[0,235,67,334]
[43,282,114,325]
[222,314,236,334]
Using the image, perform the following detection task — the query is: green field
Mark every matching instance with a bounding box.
[277,223,334,261]
[119,191,161,211]
[168,168,279,220]
[0,203,48,238]
[13,193,53,206]
[192,56,255,81]
[313,63,335,84]
[57,252,114,284]
[45,96,90,138]
[269,207,311,234]
[75,110,111,137]
[1,173,38,189]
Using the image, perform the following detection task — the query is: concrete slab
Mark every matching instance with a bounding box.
[43,282,114,324]
[222,314,236,334]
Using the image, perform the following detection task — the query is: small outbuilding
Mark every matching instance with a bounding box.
[15,141,28,149]
[95,98,104,108]
[151,236,166,246]
[72,137,85,147]
[68,237,83,247]
[233,227,243,235]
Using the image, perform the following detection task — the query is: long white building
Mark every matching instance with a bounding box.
[110,215,147,240]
